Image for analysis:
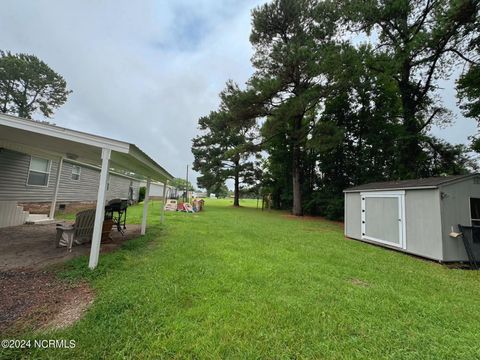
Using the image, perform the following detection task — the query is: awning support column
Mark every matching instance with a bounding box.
[141,178,151,235]
[49,156,64,219]
[160,180,168,224]
[89,148,111,270]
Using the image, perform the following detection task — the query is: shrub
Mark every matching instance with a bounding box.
[139,186,146,202]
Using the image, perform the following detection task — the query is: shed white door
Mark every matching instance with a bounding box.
[361,191,406,249]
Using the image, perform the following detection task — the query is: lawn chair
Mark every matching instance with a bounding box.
[56,209,96,251]
[457,224,480,269]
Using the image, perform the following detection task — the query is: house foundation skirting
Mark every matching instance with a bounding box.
[19,201,97,215]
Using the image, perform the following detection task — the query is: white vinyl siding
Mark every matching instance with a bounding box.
[0,149,140,203]
[27,156,51,186]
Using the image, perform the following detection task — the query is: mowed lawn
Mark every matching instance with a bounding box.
[5,199,480,359]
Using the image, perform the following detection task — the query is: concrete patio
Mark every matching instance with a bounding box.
[0,223,142,271]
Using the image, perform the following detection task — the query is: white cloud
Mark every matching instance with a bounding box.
[0,0,475,188]
[0,0,263,184]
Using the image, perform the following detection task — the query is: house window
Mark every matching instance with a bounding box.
[27,156,50,186]
[72,165,81,180]
[471,198,480,226]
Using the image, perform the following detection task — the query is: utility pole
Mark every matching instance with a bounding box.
[161,180,168,224]
[185,164,189,203]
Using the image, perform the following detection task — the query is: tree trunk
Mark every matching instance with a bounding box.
[398,85,422,178]
[291,115,303,216]
[292,149,302,216]
[233,159,240,207]
[400,113,422,178]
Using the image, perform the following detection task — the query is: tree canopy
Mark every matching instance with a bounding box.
[192,0,479,218]
[170,178,195,192]
[339,0,479,178]
[192,82,259,206]
[0,51,71,119]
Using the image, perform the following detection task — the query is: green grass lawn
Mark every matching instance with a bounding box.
[4,199,480,359]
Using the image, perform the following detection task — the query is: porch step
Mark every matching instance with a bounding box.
[0,202,29,228]
[26,214,56,225]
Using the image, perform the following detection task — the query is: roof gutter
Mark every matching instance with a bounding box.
[128,144,174,181]
[343,186,439,193]
[0,113,130,153]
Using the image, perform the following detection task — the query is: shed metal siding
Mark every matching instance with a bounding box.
[0,148,59,202]
[345,188,444,261]
[344,175,480,262]
[345,192,362,239]
[404,189,443,261]
[439,176,480,262]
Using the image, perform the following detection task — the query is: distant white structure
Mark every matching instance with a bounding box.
[210,193,216,199]
[139,181,177,199]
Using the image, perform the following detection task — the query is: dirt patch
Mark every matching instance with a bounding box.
[42,285,93,331]
[350,278,370,288]
[0,270,93,334]
[0,223,142,271]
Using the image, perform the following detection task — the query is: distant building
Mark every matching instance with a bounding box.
[138,181,178,199]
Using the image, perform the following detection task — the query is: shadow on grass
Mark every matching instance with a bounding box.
[54,226,164,283]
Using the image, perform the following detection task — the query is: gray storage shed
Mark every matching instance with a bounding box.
[344,174,480,262]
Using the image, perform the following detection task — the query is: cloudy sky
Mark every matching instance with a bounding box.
[0,1,476,186]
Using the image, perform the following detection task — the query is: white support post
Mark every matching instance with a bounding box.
[160,180,168,224]
[89,148,111,270]
[49,157,64,219]
[141,178,151,235]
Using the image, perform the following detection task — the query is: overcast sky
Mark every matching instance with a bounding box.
[0,1,476,187]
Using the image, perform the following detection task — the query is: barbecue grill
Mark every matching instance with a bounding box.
[105,198,128,234]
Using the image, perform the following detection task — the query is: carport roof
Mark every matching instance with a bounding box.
[0,113,174,183]
[344,174,478,192]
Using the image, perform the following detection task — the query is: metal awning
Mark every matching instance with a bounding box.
[0,113,172,183]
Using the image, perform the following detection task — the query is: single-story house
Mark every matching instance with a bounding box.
[0,148,142,218]
[344,174,480,262]
[0,113,174,268]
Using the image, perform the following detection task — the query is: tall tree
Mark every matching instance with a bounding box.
[310,44,403,218]
[457,64,480,152]
[170,178,195,192]
[340,0,479,178]
[0,51,71,119]
[250,0,337,215]
[456,18,480,152]
[192,82,258,207]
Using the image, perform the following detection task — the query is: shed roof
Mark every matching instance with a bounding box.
[344,174,478,192]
